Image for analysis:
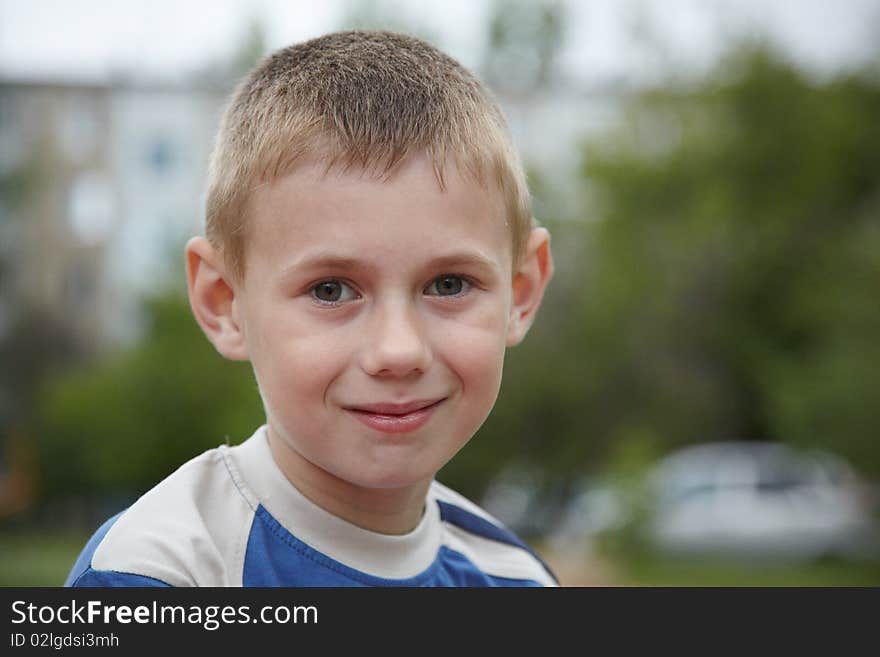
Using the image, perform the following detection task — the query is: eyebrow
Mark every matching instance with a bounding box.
[280,253,367,276]
[278,250,500,278]
[424,252,500,273]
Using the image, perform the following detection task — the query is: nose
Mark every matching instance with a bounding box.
[359,297,432,378]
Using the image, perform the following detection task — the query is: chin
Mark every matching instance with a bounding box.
[346,463,436,491]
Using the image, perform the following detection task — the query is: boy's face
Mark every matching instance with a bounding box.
[189,153,551,498]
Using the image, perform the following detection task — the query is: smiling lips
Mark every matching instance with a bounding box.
[345,399,445,434]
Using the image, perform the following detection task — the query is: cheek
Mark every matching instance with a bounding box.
[248,317,349,406]
[435,319,507,402]
[444,331,506,447]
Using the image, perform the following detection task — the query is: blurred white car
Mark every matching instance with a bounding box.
[646,441,879,561]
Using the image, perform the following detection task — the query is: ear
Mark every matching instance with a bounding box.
[185,236,249,360]
[507,226,554,347]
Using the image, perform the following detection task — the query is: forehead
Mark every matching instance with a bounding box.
[243,153,512,276]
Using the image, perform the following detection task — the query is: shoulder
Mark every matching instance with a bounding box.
[430,481,558,587]
[67,445,256,587]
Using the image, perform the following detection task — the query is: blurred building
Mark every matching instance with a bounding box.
[499,79,625,223]
[0,76,227,351]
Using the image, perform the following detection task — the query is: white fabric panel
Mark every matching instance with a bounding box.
[91,447,254,586]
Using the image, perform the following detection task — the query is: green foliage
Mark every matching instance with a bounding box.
[37,294,263,500]
[575,47,880,476]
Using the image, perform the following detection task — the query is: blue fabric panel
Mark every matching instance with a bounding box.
[436,500,558,584]
[243,504,543,587]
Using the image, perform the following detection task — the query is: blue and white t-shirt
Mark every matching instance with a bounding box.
[65,426,557,587]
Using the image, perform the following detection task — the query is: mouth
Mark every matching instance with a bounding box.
[344,398,446,434]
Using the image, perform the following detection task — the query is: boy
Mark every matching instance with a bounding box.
[66,30,555,587]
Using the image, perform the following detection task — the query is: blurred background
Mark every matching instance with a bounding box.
[2,0,879,586]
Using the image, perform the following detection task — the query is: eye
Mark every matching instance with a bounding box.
[425,275,470,297]
[310,279,358,304]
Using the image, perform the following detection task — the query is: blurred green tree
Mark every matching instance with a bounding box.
[582,46,880,474]
[37,294,263,501]
[1,154,78,517]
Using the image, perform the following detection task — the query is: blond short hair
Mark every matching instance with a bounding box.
[205,30,533,279]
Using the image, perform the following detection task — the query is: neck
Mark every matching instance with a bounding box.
[266,425,430,535]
